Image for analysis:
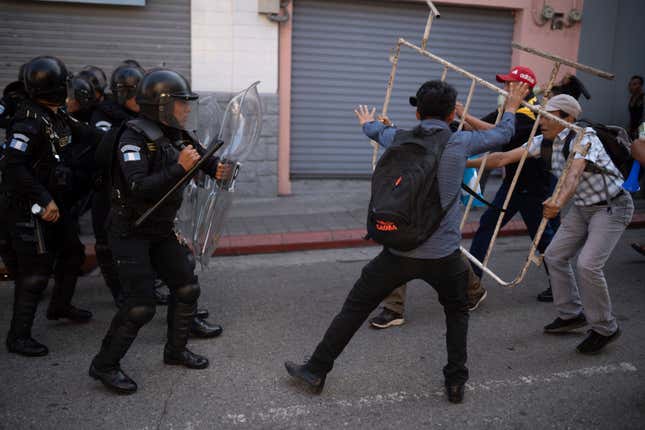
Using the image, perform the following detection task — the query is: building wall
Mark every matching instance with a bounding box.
[191,0,280,197]
[190,0,279,94]
[577,0,645,126]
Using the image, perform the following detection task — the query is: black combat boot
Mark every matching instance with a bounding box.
[90,305,155,395]
[164,284,209,369]
[6,275,49,357]
[190,316,223,339]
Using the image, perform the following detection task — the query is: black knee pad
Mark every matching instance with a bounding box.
[126,305,156,326]
[175,283,200,304]
[21,274,50,294]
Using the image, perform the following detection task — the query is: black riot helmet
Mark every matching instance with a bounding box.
[111,64,144,105]
[23,56,71,105]
[81,65,108,95]
[18,63,26,83]
[136,69,199,131]
[121,59,142,69]
[67,75,97,112]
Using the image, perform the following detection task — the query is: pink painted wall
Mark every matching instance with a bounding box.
[435,0,585,84]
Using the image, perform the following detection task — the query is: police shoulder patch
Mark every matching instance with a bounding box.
[123,151,141,162]
[95,120,112,132]
[120,144,141,153]
[8,133,30,152]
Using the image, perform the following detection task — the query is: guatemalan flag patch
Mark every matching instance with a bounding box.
[9,133,29,152]
[123,151,141,162]
[121,144,141,162]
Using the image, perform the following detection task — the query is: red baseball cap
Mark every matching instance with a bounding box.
[496,66,537,88]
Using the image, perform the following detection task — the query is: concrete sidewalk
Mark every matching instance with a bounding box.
[206,177,645,255]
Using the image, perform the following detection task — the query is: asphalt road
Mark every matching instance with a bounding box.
[1,230,644,429]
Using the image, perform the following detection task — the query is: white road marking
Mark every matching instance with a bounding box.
[222,362,637,426]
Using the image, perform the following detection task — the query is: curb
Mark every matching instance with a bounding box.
[2,213,644,279]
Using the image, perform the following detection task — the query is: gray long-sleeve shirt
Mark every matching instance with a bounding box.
[363,112,516,259]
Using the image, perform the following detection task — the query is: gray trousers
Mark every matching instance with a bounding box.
[544,193,634,336]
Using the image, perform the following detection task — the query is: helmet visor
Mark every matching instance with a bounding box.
[161,97,199,131]
[114,84,138,105]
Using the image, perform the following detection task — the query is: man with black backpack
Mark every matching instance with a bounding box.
[468,94,633,355]
[284,80,528,403]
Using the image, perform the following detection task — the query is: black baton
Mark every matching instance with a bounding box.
[134,140,224,228]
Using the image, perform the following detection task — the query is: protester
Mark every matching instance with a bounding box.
[468,94,633,354]
[284,80,529,404]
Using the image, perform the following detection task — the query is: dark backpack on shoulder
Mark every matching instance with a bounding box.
[541,120,639,180]
[366,126,452,251]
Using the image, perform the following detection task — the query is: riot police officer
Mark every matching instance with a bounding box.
[92,64,222,338]
[65,75,99,123]
[89,69,231,394]
[0,56,95,357]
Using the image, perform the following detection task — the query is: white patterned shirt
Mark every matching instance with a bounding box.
[523,127,624,206]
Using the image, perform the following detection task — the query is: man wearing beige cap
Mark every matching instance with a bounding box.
[468,94,634,354]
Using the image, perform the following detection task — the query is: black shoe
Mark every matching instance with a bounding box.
[544,314,587,333]
[6,336,49,357]
[195,309,209,320]
[445,383,465,404]
[163,345,209,369]
[576,327,621,355]
[284,360,326,394]
[89,363,137,394]
[537,287,553,302]
[46,305,92,322]
[369,308,405,329]
[190,317,223,339]
[153,283,169,306]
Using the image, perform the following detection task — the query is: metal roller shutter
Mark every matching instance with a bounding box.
[0,0,190,88]
[290,0,514,178]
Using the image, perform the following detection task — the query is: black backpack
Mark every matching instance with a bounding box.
[542,120,636,180]
[366,126,452,251]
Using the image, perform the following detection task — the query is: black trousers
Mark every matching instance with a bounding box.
[0,200,85,337]
[109,233,197,309]
[309,248,470,384]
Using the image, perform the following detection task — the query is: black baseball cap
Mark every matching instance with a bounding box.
[409,81,434,107]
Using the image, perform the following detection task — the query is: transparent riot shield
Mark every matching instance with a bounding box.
[175,94,224,248]
[193,81,263,268]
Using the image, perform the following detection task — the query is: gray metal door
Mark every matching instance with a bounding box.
[290,0,514,178]
[0,0,190,88]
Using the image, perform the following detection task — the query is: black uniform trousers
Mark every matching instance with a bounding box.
[309,248,470,385]
[108,232,198,320]
[0,198,85,337]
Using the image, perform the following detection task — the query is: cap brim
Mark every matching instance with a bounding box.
[409,96,418,107]
[496,73,513,83]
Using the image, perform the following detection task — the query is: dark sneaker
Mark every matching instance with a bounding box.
[576,327,621,355]
[544,314,587,333]
[468,288,487,312]
[445,382,465,404]
[285,360,326,394]
[537,287,553,302]
[369,308,404,329]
